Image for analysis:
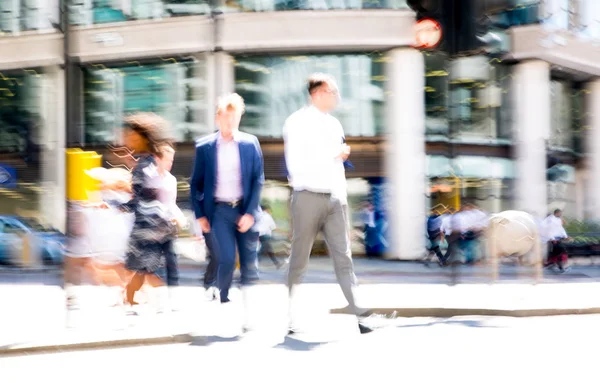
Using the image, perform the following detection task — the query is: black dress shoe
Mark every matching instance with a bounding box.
[358,322,373,334]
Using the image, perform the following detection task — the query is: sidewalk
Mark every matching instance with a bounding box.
[3,281,600,356]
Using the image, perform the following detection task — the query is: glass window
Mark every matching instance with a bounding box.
[424,53,449,138]
[234,54,385,138]
[572,86,585,154]
[219,0,409,13]
[488,0,541,29]
[0,70,47,217]
[68,0,211,26]
[0,0,60,34]
[548,164,576,215]
[83,57,211,145]
[426,155,515,214]
[579,0,600,40]
[425,54,512,143]
[549,80,574,151]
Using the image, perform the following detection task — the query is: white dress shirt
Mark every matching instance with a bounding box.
[441,214,452,236]
[255,211,276,237]
[467,209,488,231]
[332,133,348,205]
[540,215,568,243]
[283,105,345,193]
[215,132,243,202]
[361,208,376,228]
[159,171,186,225]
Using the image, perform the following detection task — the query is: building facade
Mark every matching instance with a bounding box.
[1,0,599,259]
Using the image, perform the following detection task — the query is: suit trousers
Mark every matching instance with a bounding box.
[211,203,259,302]
[287,190,361,316]
[162,239,179,286]
[202,231,218,288]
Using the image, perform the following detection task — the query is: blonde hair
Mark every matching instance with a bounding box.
[158,143,175,154]
[216,93,245,116]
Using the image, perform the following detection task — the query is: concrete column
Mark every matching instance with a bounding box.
[206,52,235,132]
[215,51,235,97]
[585,79,600,222]
[385,48,426,260]
[40,66,66,232]
[513,60,550,219]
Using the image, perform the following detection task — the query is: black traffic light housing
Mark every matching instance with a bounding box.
[409,0,484,56]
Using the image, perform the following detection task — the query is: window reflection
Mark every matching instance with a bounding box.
[234,54,385,138]
[0,0,60,34]
[426,155,515,213]
[547,164,576,213]
[83,58,210,145]
[220,0,408,12]
[68,0,211,26]
[549,80,574,151]
[425,54,512,143]
[0,71,46,217]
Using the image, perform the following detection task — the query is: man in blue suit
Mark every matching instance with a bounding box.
[190,93,264,305]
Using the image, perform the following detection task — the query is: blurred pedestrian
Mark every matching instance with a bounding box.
[190,93,264,328]
[116,113,176,311]
[541,208,570,272]
[256,204,282,268]
[154,143,187,308]
[283,73,371,334]
[426,209,446,265]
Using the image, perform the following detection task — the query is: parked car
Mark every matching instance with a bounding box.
[0,216,65,266]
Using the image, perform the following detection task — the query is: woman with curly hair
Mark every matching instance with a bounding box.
[117,113,176,308]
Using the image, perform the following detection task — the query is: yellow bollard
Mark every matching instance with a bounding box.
[66,149,102,202]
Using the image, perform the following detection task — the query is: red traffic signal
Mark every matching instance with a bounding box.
[413,18,442,49]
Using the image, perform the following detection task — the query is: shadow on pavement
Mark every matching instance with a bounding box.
[395,319,506,329]
[189,336,241,347]
[274,336,327,352]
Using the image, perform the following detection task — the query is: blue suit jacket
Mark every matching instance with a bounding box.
[190,132,264,222]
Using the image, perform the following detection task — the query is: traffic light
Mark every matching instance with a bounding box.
[408,0,484,56]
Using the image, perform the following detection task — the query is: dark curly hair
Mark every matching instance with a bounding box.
[123,112,173,157]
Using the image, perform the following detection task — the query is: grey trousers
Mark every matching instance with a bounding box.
[287,190,361,316]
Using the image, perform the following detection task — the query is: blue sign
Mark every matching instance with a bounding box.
[0,165,16,189]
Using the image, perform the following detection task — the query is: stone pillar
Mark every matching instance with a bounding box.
[513,60,550,219]
[214,51,235,98]
[585,79,600,222]
[385,48,426,260]
[40,66,66,232]
[206,52,235,131]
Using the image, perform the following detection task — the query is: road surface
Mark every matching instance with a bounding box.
[4,256,600,286]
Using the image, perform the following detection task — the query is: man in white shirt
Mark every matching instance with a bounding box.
[283,73,371,334]
[540,208,570,271]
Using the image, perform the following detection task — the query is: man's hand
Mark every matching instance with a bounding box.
[197,217,211,233]
[237,214,255,233]
[338,144,351,161]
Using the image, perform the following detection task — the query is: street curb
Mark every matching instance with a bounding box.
[330,306,600,318]
[0,333,193,357]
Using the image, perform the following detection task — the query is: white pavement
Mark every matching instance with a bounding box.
[2,314,600,383]
[3,282,600,354]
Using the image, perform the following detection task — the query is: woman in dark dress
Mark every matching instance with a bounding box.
[118,113,175,306]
